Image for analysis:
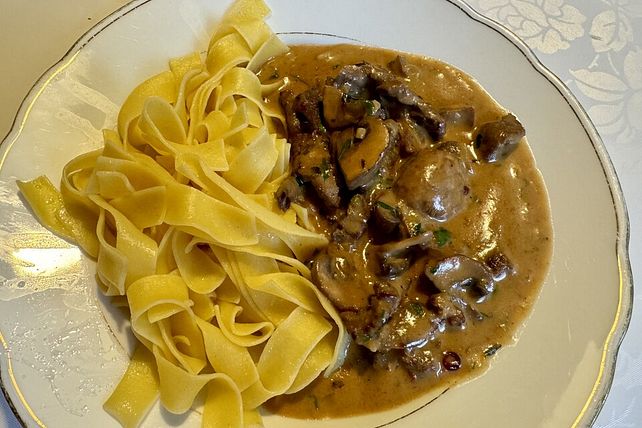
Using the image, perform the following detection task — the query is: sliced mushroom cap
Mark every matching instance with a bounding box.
[368,299,436,352]
[275,175,302,211]
[394,149,470,221]
[322,85,368,128]
[338,117,394,190]
[373,191,401,236]
[425,255,495,301]
[371,231,434,277]
[311,250,371,312]
[475,113,525,163]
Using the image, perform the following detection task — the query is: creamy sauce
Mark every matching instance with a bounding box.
[260,44,553,418]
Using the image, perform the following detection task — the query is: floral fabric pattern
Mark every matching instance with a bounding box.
[478,0,586,53]
[469,0,642,426]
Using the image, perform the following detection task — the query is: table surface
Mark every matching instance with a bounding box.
[0,1,640,427]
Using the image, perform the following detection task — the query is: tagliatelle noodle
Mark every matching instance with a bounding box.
[16,0,349,427]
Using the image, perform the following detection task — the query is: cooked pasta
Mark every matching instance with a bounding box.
[17,0,348,426]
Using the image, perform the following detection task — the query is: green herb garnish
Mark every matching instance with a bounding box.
[410,222,423,237]
[408,302,426,317]
[376,200,397,213]
[363,99,376,115]
[483,343,502,357]
[319,158,330,180]
[338,138,353,159]
[434,227,452,247]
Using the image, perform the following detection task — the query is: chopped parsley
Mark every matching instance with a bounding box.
[319,158,330,180]
[363,99,376,115]
[408,302,426,317]
[338,138,352,159]
[410,222,423,237]
[376,200,397,213]
[434,227,452,247]
[483,343,502,357]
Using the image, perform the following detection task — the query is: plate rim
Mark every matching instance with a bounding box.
[0,0,633,427]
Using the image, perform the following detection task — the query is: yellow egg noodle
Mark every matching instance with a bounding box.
[17,0,348,426]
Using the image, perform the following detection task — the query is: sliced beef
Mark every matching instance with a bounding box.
[398,114,431,156]
[280,88,302,135]
[290,132,341,210]
[293,87,326,133]
[485,252,514,281]
[401,343,440,378]
[427,292,467,331]
[338,194,369,238]
[370,299,438,352]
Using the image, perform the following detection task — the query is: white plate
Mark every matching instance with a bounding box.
[0,0,632,427]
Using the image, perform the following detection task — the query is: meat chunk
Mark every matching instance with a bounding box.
[290,132,341,209]
[394,149,470,221]
[401,344,440,378]
[293,87,326,133]
[398,115,431,156]
[338,194,369,238]
[427,292,467,331]
[475,113,525,162]
[485,252,514,281]
[280,89,302,135]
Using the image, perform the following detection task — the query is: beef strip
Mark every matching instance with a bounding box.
[290,132,341,210]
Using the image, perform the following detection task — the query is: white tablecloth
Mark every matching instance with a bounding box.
[0,0,640,426]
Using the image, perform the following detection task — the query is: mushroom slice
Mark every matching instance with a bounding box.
[372,232,434,277]
[425,255,495,301]
[373,191,401,236]
[338,117,394,190]
[372,299,437,352]
[275,176,302,211]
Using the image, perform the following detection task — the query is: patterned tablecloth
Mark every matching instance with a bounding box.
[0,0,640,426]
[465,1,642,426]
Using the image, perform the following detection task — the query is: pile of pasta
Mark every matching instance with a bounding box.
[18,0,348,426]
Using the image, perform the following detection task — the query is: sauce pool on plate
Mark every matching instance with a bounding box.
[259,44,553,418]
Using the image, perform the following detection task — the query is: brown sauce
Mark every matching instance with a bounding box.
[259,44,553,419]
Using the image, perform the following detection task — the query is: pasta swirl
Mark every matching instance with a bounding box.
[17,0,348,426]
